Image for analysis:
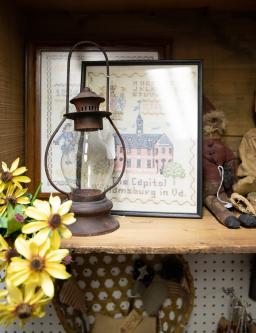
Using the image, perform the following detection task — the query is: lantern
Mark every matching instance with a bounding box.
[44,41,126,236]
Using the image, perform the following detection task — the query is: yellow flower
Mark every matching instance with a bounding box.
[0,289,8,301]
[23,195,75,248]
[8,236,71,297]
[0,282,50,326]
[0,158,31,192]
[0,235,19,271]
[0,184,30,216]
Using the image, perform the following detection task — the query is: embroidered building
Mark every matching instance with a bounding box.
[115,113,173,174]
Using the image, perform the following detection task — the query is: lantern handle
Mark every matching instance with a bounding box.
[103,116,127,196]
[66,41,110,114]
[44,118,70,198]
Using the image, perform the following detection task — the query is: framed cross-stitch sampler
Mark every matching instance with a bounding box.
[81,60,203,217]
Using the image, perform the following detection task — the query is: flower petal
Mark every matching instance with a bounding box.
[58,200,72,216]
[22,222,47,234]
[0,235,9,250]
[38,238,50,257]
[30,288,48,304]
[0,206,7,216]
[10,158,20,173]
[0,290,8,299]
[14,187,27,197]
[15,237,31,259]
[36,309,46,318]
[44,263,71,280]
[59,225,72,239]
[50,230,60,250]
[0,183,5,192]
[17,197,30,205]
[40,272,54,298]
[8,258,29,272]
[8,269,30,286]
[24,283,37,303]
[25,207,48,221]
[0,252,6,260]
[61,213,76,225]
[0,261,7,271]
[13,176,31,183]
[28,272,40,285]
[45,249,69,263]
[49,195,61,214]
[33,228,50,246]
[33,200,51,217]
[30,288,51,305]
[2,162,9,172]
[12,166,27,176]
[6,184,15,196]
[6,283,23,304]
[29,241,39,257]
[13,182,22,190]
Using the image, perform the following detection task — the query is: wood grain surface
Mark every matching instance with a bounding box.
[62,209,256,254]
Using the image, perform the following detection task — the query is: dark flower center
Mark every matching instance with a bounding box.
[48,214,61,229]
[15,303,32,319]
[1,171,13,183]
[30,256,44,272]
[5,248,19,263]
[6,196,17,206]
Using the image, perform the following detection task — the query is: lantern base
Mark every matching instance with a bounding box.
[68,196,119,236]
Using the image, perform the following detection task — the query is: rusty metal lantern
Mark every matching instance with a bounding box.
[44,41,126,236]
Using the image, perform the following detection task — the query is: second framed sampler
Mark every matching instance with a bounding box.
[81,60,202,217]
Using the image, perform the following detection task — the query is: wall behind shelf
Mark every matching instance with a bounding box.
[25,9,256,153]
[0,3,25,163]
[0,4,256,332]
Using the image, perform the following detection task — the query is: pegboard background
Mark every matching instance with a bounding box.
[0,253,255,333]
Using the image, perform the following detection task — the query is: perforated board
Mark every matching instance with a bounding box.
[0,254,255,333]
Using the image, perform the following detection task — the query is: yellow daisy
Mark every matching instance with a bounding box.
[8,236,71,297]
[0,158,31,192]
[0,289,8,301]
[0,184,30,216]
[23,195,75,248]
[0,235,19,271]
[0,282,50,326]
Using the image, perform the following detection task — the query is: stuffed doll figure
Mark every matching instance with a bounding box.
[203,107,256,228]
[203,110,240,228]
[233,128,256,195]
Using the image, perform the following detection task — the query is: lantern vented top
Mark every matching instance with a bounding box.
[70,87,105,111]
[65,86,110,131]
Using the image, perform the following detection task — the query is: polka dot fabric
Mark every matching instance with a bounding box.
[54,254,194,333]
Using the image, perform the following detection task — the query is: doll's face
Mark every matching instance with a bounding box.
[203,111,226,136]
[203,139,227,165]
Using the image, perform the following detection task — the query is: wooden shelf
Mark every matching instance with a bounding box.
[62,209,256,254]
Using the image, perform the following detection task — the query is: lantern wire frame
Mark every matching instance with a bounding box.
[44,41,127,236]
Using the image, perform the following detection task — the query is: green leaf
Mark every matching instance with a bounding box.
[27,193,33,201]
[14,204,25,215]
[6,204,23,236]
[0,215,8,229]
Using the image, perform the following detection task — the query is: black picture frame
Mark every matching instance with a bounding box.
[81,60,203,218]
